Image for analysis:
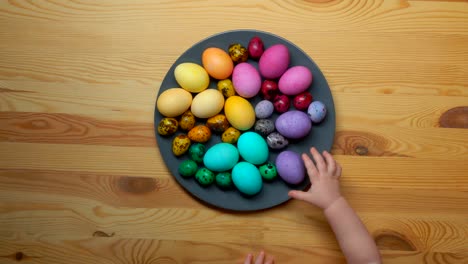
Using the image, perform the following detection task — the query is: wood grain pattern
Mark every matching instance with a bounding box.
[1,0,467,263]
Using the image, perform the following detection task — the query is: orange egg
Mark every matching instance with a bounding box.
[202,47,233,79]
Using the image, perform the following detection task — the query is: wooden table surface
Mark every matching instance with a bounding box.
[1,0,467,263]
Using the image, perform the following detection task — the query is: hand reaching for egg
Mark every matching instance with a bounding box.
[288,147,342,210]
[244,251,274,264]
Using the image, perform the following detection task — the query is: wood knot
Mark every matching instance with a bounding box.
[439,107,468,128]
[355,145,368,156]
[15,252,24,261]
[93,231,115,237]
[118,176,158,194]
[375,230,416,251]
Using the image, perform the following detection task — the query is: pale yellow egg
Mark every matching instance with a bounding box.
[191,89,225,118]
[156,88,192,117]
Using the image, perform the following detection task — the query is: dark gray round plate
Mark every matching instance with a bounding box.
[155,30,335,211]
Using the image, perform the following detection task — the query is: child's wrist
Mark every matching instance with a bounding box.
[323,196,345,213]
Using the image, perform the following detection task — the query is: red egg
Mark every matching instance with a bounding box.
[248,36,264,60]
[261,80,279,101]
[293,92,313,110]
[273,94,290,113]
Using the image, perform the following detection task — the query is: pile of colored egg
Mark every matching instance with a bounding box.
[156,36,327,196]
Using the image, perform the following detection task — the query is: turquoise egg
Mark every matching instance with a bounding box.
[237,132,268,165]
[203,143,239,172]
[232,162,263,196]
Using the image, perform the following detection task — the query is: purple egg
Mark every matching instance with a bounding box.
[255,100,274,119]
[276,150,305,185]
[307,101,327,123]
[275,110,312,139]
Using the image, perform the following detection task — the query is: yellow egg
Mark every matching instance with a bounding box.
[156,88,192,117]
[224,96,255,131]
[202,47,233,80]
[191,89,225,118]
[174,63,210,93]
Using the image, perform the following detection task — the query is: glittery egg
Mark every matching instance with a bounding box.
[266,132,288,149]
[254,119,275,137]
[255,100,274,119]
[307,101,327,123]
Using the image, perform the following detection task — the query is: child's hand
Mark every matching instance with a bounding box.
[244,251,274,264]
[288,147,342,210]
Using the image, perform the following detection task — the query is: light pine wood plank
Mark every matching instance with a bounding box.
[0,200,466,253]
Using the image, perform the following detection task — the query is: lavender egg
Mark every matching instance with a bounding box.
[307,101,327,123]
[276,150,305,185]
[255,100,274,119]
[275,110,311,139]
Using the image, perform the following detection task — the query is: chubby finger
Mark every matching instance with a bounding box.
[310,147,326,173]
[255,251,265,264]
[244,253,253,264]
[335,163,342,178]
[302,153,319,182]
[322,151,336,174]
[265,256,275,264]
[288,190,310,202]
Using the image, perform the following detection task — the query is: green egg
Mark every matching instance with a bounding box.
[216,172,233,189]
[178,160,198,178]
[259,162,277,181]
[195,168,215,186]
[189,143,206,163]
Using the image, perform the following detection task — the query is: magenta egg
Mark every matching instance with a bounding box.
[278,66,313,95]
[232,62,261,98]
[258,44,290,79]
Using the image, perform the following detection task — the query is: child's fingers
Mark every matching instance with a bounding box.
[254,251,265,264]
[335,163,342,178]
[302,153,319,182]
[244,253,253,264]
[322,151,336,174]
[265,256,275,264]
[288,190,310,202]
[310,147,326,173]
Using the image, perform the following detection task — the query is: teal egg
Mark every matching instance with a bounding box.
[178,160,198,178]
[232,162,263,196]
[203,143,239,172]
[215,172,233,189]
[189,143,206,163]
[237,132,269,165]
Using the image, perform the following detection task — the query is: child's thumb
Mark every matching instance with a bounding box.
[288,190,309,202]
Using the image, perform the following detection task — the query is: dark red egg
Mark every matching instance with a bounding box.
[261,80,279,101]
[273,94,290,113]
[248,36,264,60]
[293,91,313,110]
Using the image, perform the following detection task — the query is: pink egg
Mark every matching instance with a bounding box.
[259,44,290,79]
[278,66,313,95]
[232,63,261,98]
